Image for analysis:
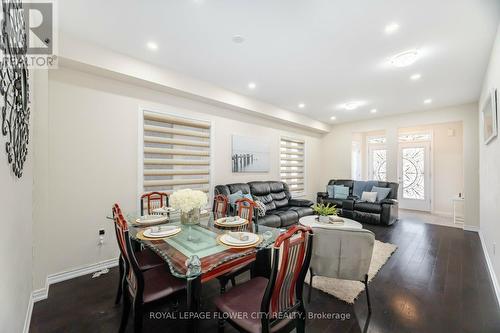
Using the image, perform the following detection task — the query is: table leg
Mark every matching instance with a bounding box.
[187,275,202,333]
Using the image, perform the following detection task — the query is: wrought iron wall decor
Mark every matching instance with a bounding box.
[0,0,31,177]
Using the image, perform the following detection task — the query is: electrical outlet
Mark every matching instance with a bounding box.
[98,229,105,245]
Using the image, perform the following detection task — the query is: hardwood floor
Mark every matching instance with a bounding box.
[30,216,500,333]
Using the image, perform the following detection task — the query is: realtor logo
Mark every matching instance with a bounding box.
[0,0,57,68]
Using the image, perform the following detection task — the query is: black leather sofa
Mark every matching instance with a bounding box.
[317,179,399,226]
[214,181,314,228]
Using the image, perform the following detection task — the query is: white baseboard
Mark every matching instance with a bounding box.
[23,292,34,333]
[32,257,119,303]
[463,225,480,232]
[432,210,453,217]
[479,231,500,307]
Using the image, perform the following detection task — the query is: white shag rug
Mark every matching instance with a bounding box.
[306,240,397,304]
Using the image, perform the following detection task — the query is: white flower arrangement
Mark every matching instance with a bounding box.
[170,189,208,213]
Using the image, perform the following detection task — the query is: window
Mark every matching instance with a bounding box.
[141,110,211,195]
[367,135,387,181]
[399,133,432,142]
[280,137,305,195]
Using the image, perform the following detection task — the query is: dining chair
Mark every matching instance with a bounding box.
[307,226,375,313]
[112,206,164,305]
[213,194,229,218]
[217,197,258,294]
[140,192,169,215]
[214,225,314,333]
[113,204,186,333]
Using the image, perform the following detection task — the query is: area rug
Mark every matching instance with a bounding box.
[306,240,397,303]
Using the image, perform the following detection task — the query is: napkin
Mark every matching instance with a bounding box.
[329,216,344,223]
[227,231,250,242]
[150,225,178,234]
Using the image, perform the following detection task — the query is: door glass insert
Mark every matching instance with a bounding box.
[371,149,387,181]
[401,147,425,200]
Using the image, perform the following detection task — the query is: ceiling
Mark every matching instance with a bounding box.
[59,0,500,124]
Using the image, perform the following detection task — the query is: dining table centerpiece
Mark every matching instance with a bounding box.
[170,189,208,226]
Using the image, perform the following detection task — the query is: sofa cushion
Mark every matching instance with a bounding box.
[256,214,281,228]
[227,183,251,195]
[273,210,299,227]
[288,206,314,218]
[269,181,292,200]
[355,202,382,214]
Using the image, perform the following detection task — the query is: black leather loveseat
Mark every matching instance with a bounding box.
[317,179,399,226]
[214,181,314,228]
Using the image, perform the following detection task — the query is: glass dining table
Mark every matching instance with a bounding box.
[124,210,282,332]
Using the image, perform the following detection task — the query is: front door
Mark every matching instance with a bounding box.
[398,142,431,211]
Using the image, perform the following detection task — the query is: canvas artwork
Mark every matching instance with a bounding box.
[231,135,270,172]
[482,89,498,145]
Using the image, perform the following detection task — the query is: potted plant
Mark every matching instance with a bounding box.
[312,203,338,223]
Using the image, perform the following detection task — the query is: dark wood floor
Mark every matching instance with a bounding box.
[30,217,500,333]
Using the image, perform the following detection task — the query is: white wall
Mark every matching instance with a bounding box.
[32,66,323,290]
[0,72,36,332]
[479,23,500,289]
[319,104,479,226]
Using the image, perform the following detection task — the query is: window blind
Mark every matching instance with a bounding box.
[142,111,211,195]
[280,137,305,194]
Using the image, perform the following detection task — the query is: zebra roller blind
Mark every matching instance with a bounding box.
[280,137,305,194]
[142,111,211,195]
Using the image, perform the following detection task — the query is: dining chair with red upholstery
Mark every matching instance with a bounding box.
[112,206,164,305]
[113,204,186,333]
[140,192,169,215]
[213,194,229,219]
[214,225,314,333]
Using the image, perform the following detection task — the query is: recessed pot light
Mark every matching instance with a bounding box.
[232,35,245,44]
[390,49,419,67]
[424,98,432,104]
[385,23,400,34]
[410,73,422,80]
[330,116,337,121]
[341,101,364,110]
[370,109,377,114]
[146,41,158,50]
[298,103,306,109]
[247,82,256,90]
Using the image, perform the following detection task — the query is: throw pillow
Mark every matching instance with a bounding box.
[361,191,377,203]
[240,193,254,206]
[327,185,335,198]
[254,200,267,217]
[228,191,243,209]
[333,185,349,199]
[371,186,391,201]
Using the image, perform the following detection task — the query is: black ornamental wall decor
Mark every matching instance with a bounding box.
[0,0,30,178]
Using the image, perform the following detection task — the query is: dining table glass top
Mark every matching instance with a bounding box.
[124,210,280,280]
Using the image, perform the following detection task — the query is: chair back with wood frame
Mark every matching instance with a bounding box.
[113,204,145,304]
[140,192,169,215]
[213,194,229,218]
[260,225,313,332]
[235,198,257,232]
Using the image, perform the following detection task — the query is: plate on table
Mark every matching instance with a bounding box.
[214,217,248,227]
[152,207,176,214]
[218,232,262,248]
[143,226,181,238]
[135,215,169,225]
